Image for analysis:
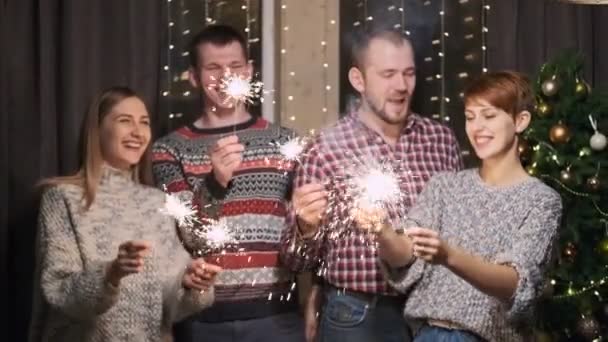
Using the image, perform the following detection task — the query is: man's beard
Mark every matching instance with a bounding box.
[363,94,406,125]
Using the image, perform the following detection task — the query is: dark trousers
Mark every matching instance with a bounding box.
[174,312,305,342]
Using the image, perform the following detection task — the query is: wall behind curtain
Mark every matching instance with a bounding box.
[0,1,166,339]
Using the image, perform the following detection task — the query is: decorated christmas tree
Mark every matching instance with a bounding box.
[521,51,608,341]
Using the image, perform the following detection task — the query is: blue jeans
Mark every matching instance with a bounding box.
[414,325,483,342]
[318,289,411,342]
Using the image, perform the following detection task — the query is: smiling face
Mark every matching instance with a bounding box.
[463,71,534,164]
[349,37,416,125]
[189,41,253,110]
[465,97,530,162]
[99,96,151,170]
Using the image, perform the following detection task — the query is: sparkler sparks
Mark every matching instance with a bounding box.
[278,137,307,162]
[195,217,238,251]
[159,191,199,227]
[212,69,263,106]
[351,166,402,209]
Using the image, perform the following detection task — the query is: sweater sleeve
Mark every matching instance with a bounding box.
[162,221,214,323]
[494,189,562,322]
[384,173,446,293]
[37,186,120,320]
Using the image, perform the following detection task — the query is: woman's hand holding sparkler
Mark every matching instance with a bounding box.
[106,240,152,287]
[407,227,450,265]
[182,258,222,292]
[210,135,244,188]
[293,183,328,237]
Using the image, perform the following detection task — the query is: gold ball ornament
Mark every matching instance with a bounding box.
[586,176,601,191]
[517,139,532,162]
[563,242,577,261]
[598,238,608,256]
[526,166,537,176]
[550,123,571,144]
[560,169,573,183]
[541,77,560,97]
[574,78,590,99]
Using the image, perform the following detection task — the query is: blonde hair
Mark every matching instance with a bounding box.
[40,87,153,209]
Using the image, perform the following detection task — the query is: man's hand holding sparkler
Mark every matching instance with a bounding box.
[182,258,223,291]
[210,135,244,188]
[351,204,389,234]
[293,183,328,238]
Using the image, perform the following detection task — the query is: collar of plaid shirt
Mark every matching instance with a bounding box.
[307,110,461,295]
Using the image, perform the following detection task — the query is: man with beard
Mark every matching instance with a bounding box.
[280,26,463,342]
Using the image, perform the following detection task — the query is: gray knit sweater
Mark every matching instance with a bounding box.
[386,169,562,342]
[29,166,214,342]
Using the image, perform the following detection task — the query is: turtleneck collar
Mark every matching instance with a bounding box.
[100,163,137,187]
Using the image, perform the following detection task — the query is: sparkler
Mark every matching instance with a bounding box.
[159,191,199,227]
[159,190,239,253]
[277,136,308,163]
[212,69,263,106]
[195,217,238,251]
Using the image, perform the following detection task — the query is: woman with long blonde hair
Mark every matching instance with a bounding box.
[29,87,221,342]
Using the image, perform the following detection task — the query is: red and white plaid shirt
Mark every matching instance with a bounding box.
[280,111,463,295]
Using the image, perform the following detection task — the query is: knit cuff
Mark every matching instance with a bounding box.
[494,253,536,322]
[204,172,231,200]
[380,257,424,294]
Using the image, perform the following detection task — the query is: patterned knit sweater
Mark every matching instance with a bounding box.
[28,166,214,342]
[152,116,298,322]
[386,169,562,341]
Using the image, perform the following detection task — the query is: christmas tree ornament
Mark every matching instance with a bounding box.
[550,122,571,144]
[588,116,606,151]
[517,139,532,162]
[586,176,600,191]
[577,315,600,339]
[542,75,560,97]
[598,238,608,256]
[563,242,577,261]
[574,76,590,99]
[526,165,537,176]
[535,99,552,117]
[560,168,573,183]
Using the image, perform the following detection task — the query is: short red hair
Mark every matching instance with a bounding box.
[464,71,533,117]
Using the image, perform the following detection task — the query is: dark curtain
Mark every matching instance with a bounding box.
[487,0,608,87]
[0,1,166,340]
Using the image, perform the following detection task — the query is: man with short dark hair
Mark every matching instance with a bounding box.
[280,26,464,342]
[153,24,304,342]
